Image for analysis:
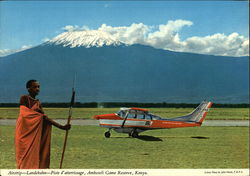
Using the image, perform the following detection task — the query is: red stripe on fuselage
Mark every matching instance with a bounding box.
[99,119,201,129]
[151,120,201,128]
[100,123,152,128]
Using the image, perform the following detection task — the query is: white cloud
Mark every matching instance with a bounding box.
[95,20,249,57]
[182,33,249,56]
[62,25,78,32]
[0,49,11,57]
[21,45,32,50]
[62,25,89,32]
[43,37,50,42]
[2,20,249,57]
[98,23,150,45]
[145,20,193,50]
[104,4,109,8]
[0,45,33,57]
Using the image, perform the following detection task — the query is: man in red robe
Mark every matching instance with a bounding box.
[15,80,71,169]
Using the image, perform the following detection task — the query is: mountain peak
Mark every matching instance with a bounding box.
[48,30,123,48]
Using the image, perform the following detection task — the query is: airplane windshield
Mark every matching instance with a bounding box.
[116,110,126,118]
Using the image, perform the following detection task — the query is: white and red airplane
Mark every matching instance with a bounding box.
[93,101,213,138]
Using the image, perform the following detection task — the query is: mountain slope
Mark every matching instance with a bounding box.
[0,43,249,103]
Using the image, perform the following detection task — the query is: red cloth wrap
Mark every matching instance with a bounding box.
[15,105,51,169]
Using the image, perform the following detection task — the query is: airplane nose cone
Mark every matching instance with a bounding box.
[93,115,100,120]
[93,113,117,120]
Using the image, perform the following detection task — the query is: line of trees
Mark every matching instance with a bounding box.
[0,102,249,108]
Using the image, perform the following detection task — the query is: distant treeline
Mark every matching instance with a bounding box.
[0,102,249,108]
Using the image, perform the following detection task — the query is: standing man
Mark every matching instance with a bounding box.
[15,80,71,169]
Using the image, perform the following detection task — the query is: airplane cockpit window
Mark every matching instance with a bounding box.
[117,110,126,118]
[127,112,136,119]
[151,114,162,120]
[145,114,152,120]
[137,114,145,119]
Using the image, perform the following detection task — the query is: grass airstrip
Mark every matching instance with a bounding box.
[0,107,249,169]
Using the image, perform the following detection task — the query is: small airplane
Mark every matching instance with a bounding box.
[93,101,213,138]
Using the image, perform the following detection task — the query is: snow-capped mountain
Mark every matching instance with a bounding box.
[0,35,249,103]
[48,30,123,48]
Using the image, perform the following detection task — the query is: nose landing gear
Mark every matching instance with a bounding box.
[104,129,111,138]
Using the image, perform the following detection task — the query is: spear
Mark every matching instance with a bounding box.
[60,77,76,169]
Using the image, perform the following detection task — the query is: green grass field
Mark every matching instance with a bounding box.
[0,125,249,169]
[0,107,249,120]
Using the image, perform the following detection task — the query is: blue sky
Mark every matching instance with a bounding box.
[0,1,249,56]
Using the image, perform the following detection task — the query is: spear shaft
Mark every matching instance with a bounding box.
[60,85,75,169]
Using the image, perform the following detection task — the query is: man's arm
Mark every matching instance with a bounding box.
[43,115,71,130]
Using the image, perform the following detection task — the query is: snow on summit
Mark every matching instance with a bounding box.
[49,30,123,48]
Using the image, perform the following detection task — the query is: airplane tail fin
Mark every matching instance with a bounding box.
[170,101,213,124]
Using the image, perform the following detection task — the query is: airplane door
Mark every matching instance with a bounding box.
[145,121,151,126]
[136,113,152,127]
[145,114,152,126]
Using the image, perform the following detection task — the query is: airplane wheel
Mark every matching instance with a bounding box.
[131,131,139,138]
[105,131,111,138]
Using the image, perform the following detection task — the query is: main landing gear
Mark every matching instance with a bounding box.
[104,129,139,138]
[129,130,139,138]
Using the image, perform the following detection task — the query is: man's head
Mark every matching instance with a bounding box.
[26,80,40,97]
